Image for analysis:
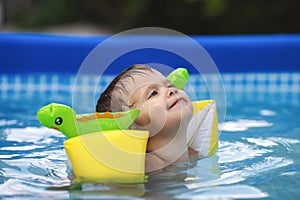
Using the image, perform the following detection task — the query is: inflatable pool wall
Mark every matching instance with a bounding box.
[0,33,299,74]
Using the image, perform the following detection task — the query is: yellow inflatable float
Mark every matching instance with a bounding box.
[36,68,218,183]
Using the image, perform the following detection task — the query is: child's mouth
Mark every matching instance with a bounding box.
[169,98,182,109]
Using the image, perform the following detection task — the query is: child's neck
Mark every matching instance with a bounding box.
[145,124,189,172]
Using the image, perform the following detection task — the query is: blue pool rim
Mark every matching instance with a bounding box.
[0,33,299,74]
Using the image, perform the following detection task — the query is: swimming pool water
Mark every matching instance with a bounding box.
[0,73,299,199]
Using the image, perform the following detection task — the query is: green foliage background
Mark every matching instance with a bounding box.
[3,0,299,34]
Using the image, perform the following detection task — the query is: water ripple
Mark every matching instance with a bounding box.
[217,141,271,163]
[220,119,273,132]
[245,137,300,150]
[243,156,294,177]
[179,185,268,199]
[0,125,70,198]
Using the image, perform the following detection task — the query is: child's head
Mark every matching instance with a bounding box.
[96,64,193,152]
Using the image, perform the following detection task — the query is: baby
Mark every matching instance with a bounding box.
[96,64,196,172]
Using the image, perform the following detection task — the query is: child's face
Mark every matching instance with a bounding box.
[122,69,193,137]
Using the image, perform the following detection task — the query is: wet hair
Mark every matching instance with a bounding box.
[96,64,154,112]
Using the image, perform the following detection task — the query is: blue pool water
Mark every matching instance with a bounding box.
[0,73,299,199]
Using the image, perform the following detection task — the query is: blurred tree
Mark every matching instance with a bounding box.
[3,0,299,34]
[9,0,82,27]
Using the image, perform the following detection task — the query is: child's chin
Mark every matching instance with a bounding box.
[180,106,194,119]
[168,112,191,126]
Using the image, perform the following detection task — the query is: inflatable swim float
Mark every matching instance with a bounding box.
[37,68,218,183]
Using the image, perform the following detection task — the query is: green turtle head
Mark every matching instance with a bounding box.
[37,103,78,138]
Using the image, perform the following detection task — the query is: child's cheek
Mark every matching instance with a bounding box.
[135,109,151,127]
[147,104,168,137]
[134,103,167,137]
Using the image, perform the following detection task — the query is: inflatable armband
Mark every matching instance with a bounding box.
[64,130,148,183]
[37,104,147,183]
[188,100,218,157]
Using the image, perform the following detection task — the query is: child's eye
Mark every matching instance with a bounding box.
[148,90,158,99]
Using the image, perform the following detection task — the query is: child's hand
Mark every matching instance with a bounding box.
[188,147,198,157]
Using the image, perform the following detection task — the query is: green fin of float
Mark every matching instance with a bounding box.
[167,68,189,90]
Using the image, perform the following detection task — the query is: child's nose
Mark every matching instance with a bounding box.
[167,88,177,98]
